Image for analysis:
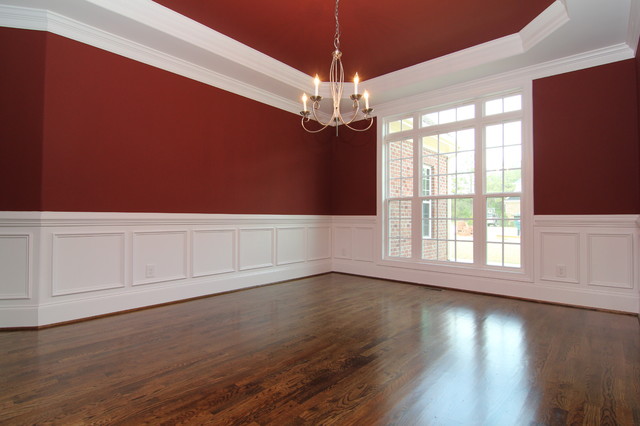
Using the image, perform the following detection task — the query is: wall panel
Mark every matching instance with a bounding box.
[539,232,580,283]
[0,234,30,299]
[588,234,633,289]
[276,227,305,265]
[192,229,236,277]
[53,233,125,295]
[239,228,274,270]
[308,226,331,261]
[132,231,187,285]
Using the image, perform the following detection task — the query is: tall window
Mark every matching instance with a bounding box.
[384,92,526,270]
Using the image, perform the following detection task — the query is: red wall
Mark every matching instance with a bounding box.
[32,32,332,214]
[0,28,46,211]
[637,42,640,200]
[330,123,377,215]
[533,59,640,214]
[3,27,638,217]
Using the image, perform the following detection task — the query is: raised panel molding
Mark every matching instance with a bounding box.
[0,212,637,327]
[539,232,580,284]
[276,227,306,266]
[308,226,331,261]
[0,213,333,327]
[0,234,30,299]
[352,227,374,262]
[192,229,236,277]
[333,226,352,259]
[52,233,125,296]
[587,234,634,289]
[239,228,274,271]
[132,231,188,286]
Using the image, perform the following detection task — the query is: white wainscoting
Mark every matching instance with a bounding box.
[0,212,332,327]
[332,215,640,314]
[192,229,236,277]
[1,212,638,327]
[0,234,31,299]
[132,231,188,286]
[53,232,126,296]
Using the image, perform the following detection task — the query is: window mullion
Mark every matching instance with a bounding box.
[411,137,421,260]
[474,103,485,267]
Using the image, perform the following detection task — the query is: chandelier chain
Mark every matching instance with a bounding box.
[334,0,341,51]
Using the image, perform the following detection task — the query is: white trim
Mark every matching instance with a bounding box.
[83,0,311,90]
[373,44,633,119]
[534,215,640,228]
[333,214,640,314]
[520,1,570,52]
[379,85,533,280]
[0,211,332,227]
[332,257,639,314]
[627,0,640,54]
[0,233,32,299]
[0,4,47,30]
[0,4,303,114]
[0,212,334,327]
[0,211,638,327]
[0,0,635,117]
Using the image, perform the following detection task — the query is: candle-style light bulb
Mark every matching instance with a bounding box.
[364,90,370,109]
[302,93,308,112]
[314,75,320,97]
[354,73,360,95]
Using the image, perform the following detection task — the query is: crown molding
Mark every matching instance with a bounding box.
[0,4,46,30]
[627,0,640,54]
[374,43,633,118]
[85,0,311,91]
[0,2,303,114]
[520,0,569,51]
[0,0,635,119]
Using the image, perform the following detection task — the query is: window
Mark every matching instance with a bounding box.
[383,91,526,271]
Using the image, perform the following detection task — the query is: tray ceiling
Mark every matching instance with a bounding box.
[152,0,555,79]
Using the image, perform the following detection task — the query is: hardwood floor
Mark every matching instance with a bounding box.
[1,273,639,425]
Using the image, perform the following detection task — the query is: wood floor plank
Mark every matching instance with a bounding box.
[1,273,639,424]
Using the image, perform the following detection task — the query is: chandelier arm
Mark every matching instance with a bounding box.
[340,117,376,132]
[338,101,364,126]
[301,116,333,133]
[310,102,335,127]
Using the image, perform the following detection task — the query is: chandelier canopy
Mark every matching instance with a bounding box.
[299,0,374,133]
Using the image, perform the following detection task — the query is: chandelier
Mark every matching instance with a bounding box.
[299,0,374,133]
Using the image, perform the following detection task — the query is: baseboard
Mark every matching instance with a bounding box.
[332,260,640,314]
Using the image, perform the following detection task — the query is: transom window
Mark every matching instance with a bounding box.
[384,91,526,270]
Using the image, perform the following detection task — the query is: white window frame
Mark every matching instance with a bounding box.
[376,81,533,282]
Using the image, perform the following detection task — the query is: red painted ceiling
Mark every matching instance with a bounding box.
[153,0,554,80]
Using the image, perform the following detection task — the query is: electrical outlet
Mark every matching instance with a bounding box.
[145,264,156,278]
[556,264,566,278]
